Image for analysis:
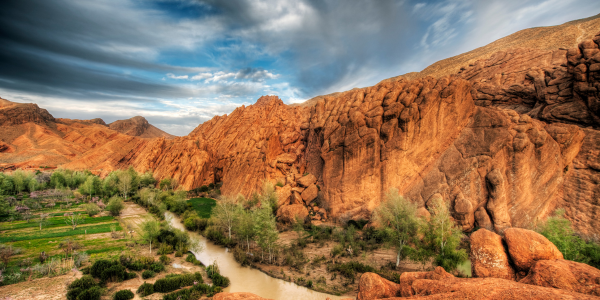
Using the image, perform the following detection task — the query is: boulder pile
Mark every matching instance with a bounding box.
[275,172,328,224]
[354,227,600,299]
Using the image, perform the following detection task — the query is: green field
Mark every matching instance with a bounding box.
[188,197,216,218]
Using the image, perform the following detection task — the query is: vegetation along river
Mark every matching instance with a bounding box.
[166,211,346,300]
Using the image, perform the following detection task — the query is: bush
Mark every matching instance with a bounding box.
[68,275,97,290]
[126,272,137,280]
[185,253,203,266]
[100,264,127,282]
[160,254,171,265]
[153,273,202,293]
[75,286,103,300]
[136,282,154,297]
[149,262,165,273]
[90,259,118,278]
[206,262,230,288]
[142,270,155,279]
[327,261,376,282]
[107,197,124,216]
[157,244,174,255]
[82,203,101,217]
[67,288,83,300]
[113,289,134,300]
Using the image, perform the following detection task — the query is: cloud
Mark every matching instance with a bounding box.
[167,73,189,79]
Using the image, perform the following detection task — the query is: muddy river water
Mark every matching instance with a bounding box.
[165,212,346,300]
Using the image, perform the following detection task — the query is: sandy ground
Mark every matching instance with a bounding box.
[0,270,82,300]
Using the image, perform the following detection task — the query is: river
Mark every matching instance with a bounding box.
[165,212,346,300]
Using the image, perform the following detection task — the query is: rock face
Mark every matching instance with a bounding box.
[520,259,600,296]
[469,229,516,280]
[504,228,564,272]
[357,272,401,300]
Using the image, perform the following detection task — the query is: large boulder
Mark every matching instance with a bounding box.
[213,292,272,300]
[301,184,318,204]
[520,259,600,296]
[399,277,598,299]
[275,204,308,224]
[275,184,292,207]
[357,272,401,300]
[469,228,516,280]
[504,228,563,273]
[296,173,317,187]
[399,266,454,296]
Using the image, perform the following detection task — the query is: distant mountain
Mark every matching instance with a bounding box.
[109,116,175,139]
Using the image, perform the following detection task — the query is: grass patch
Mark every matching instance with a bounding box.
[0,223,121,242]
[0,216,115,231]
[187,197,216,218]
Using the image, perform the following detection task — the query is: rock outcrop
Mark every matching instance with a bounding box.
[520,259,600,296]
[504,228,564,273]
[398,267,454,297]
[357,272,401,300]
[469,229,516,280]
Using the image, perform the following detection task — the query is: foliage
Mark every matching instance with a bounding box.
[140,219,160,254]
[81,203,101,217]
[185,253,203,266]
[107,197,124,216]
[153,272,203,293]
[253,203,278,264]
[421,197,468,271]
[142,270,155,279]
[0,244,21,267]
[210,196,239,239]
[137,282,154,296]
[206,261,230,287]
[113,289,134,300]
[374,188,420,267]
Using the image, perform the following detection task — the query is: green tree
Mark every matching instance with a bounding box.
[64,212,85,230]
[117,171,133,200]
[140,219,161,254]
[50,171,67,189]
[211,196,239,239]
[424,197,468,271]
[234,208,256,251]
[253,204,278,263]
[260,181,278,216]
[139,171,156,187]
[82,203,101,217]
[107,197,125,216]
[374,188,420,267]
[159,178,173,191]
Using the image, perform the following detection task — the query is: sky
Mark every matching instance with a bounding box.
[0,0,599,136]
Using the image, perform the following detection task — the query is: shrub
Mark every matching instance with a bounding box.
[153,273,201,293]
[149,262,165,273]
[68,275,97,290]
[175,250,183,257]
[159,254,171,265]
[113,289,134,300]
[107,197,124,216]
[100,264,127,282]
[75,286,103,300]
[90,259,118,278]
[185,253,203,266]
[66,288,83,300]
[136,282,154,296]
[327,261,376,282]
[206,262,230,288]
[138,256,154,267]
[82,203,101,217]
[157,243,174,255]
[142,270,155,279]
[126,272,137,280]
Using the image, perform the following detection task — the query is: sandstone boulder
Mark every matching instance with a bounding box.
[357,272,401,300]
[213,292,272,300]
[296,173,317,187]
[275,204,308,224]
[301,184,318,205]
[275,185,292,207]
[290,192,303,205]
[399,266,454,296]
[504,228,563,272]
[469,228,516,280]
[401,277,598,299]
[520,259,600,296]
